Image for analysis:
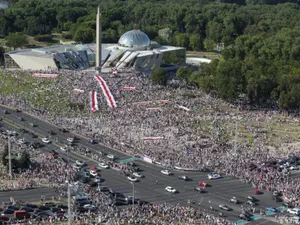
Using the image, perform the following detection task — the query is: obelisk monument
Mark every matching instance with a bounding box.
[95,5,102,74]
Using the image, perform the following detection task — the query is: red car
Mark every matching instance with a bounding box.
[199,181,209,187]
[89,166,99,172]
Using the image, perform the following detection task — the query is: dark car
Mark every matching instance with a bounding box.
[18,117,24,121]
[25,203,38,209]
[88,139,97,144]
[59,128,68,133]
[239,213,251,221]
[0,216,9,222]
[56,205,68,211]
[2,209,15,215]
[19,128,27,133]
[29,123,36,127]
[15,109,22,113]
[48,130,56,135]
[3,110,8,114]
[20,206,34,213]
[7,205,19,211]
[38,206,50,211]
[31,133,38,138]
[128,161,137,167]
[31,142,42,149]
[99,186,109,192]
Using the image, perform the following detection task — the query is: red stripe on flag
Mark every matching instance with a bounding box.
[91,91,96,112]
[95,76,115,109]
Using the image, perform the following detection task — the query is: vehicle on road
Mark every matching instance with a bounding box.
[90,170,98,177]
[76,160,85,166]
[29,123,36,127]
[265,207,277,212]
[17,138,27,144]
[30,142,42,149]
[17,117,24,121]
[287,208,300,215]
[67,136,75,143]
[246,196,257,202]
[229,197,240,204]
[60,145,68,152]
[239,213,251,221]
[15,109,22,113]
[208,173,222,180]
[94,176,101,183]
[88,139,97,144]
[106,154,116,160]
[165,186,177,193]
[246,200,256,206]
[161,170,172,175]
[42,138,50,143]
[127,176,138,182]
[219,205,231,211]
[133,172,144,178]
[198,181,209,187]
[178,175,188,181]
[98,162,109,169]
[59,128,68,133]
[3,110,8,114]
[193,187,204,193]
[31,133,38,138]
[72,163,81,169]
[48,130,56,135]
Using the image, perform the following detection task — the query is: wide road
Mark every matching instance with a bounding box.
[0,105,281,225]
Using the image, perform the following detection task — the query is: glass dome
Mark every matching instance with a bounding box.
[118,30,151,49]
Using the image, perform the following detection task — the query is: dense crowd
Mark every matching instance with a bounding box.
[1,69,300,223]
[0,133,232,224]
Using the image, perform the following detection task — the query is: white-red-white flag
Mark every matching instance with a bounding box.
[95,75,117,109]
[90,90,98,112]
[122,87,136,91]
[176,104,190,111]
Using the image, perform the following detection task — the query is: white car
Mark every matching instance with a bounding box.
[90,170,98,177]
[42,138,50,143]
[127,176,138,182]
[83,204,96,210]
[72,163,81,169]
[67,137,75,143]
[165,186,177,193]
[98,162,109,169]
[60,145,68,152]
[288,208,300,215]
[94,176,101,183]
[107,154,115,160]
[208,173,222,180]
[161,170,172,175]
[76,160,85,166]
[133,172,144,178]
[17,138,26,144]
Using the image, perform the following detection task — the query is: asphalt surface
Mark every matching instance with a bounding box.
[0,105,282,224]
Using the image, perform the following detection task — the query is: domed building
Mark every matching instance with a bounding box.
[118,30,151,50]
[4,28,186,72]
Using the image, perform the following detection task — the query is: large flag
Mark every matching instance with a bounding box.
[175,104,190,111]
[146,108,162,111]
[122,87,136,91]
[32,73,58,78]
[90,90,99,112]
[95,76,117,109]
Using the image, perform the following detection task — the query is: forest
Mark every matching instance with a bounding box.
[1,0,300,110]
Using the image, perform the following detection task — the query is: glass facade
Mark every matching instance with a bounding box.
[161,49,186,65]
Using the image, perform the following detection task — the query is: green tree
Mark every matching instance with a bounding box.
[2,144,8,166]
[74,27,95,43]
[150,68,167,85]
[0,46,5,65]
[18,151,31,170]
[176,67,193,83]
[6,33,28,49]
[203,39,216,51]
[175,33,189,48]
[189,34,202,51]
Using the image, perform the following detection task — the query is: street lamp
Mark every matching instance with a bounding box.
[130,182,135,211]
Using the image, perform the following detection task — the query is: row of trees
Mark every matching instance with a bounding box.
[1,0,300,109]
[1,144,31,172]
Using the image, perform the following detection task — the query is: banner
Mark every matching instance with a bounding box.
[112,68,118,74]
[143,156,153,164]
[143,137,164,141]
[156,100,169,103]
[174,166,201,171]
[176,104,190,111]
[95,76,117,109]
[122,87,136,91]
[132,101,153,105]
[72,88,85,93]
[32,73,57,78]
[90,90,98,112]
[146,108,161,111]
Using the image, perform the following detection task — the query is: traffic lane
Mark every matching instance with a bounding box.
[0,108,129,158]
[0,187,57,203]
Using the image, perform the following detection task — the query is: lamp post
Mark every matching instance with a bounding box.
[131,182,135,211]
[8,136,12,178]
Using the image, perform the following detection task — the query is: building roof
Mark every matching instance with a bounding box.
[118,30,151,50]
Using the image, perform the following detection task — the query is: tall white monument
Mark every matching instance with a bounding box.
[95,5,102,74]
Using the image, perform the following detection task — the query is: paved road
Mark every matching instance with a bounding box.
[0,105,281,224]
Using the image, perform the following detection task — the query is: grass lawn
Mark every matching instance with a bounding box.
[186,51,220,59]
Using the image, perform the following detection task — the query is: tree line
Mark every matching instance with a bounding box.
[1,0,300,109]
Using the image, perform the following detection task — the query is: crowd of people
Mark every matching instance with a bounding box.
[1,68,300,223]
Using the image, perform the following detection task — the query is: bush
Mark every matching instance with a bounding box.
[34,34,53,42]
[62,32,73,40]
[149,68,167,86]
